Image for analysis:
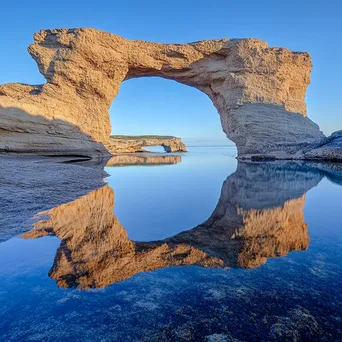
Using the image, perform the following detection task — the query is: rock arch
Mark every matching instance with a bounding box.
[107,135,187,153]
[0,28,325,158]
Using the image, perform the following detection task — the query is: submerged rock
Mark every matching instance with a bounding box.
[269,307,322,341]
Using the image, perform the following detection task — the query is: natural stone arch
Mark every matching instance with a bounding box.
[0,28,325,158]
[107,135,187,153]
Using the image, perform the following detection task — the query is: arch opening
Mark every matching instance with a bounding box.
[108,77,235,154]
[143,146,168,153]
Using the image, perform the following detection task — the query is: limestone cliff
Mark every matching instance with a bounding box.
[0,28,326,158]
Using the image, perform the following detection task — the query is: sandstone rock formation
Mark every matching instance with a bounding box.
[23,161,323,288]
[0,28,328,158]
[107,136,187,153]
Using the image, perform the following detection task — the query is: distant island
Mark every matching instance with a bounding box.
[106,135,187,153]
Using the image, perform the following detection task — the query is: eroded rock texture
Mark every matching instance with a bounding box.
[23,161,322,288]
[0,28,326,158]
[305,130,342,161]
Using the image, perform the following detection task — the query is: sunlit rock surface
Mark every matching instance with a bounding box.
[0,28,327,158]
[23,161,323,288]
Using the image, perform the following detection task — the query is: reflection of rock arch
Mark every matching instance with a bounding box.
[106,154,182,167]
[24,161,323,289]
[0,29,324,158]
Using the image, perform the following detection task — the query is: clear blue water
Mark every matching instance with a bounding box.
[0,147,341,341]
[105,146,237,241]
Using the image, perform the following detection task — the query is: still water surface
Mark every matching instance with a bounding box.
[0,147,341,341]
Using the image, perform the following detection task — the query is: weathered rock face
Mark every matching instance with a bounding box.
[0,28,326,158]
[23,161,322,288]
[0,105,109,157]
[106,136,187,153]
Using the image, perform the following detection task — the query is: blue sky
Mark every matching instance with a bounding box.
[1,0,341,144]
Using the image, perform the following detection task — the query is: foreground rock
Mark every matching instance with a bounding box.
[0,155,107,242]
[304,130,342,161]
[0,154,181,242]
[106,136,187,153]
[0,28,331,158]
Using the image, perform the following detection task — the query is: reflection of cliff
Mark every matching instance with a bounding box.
[163,162,321,269]
[237,198,308,267]
[106,154,182,167]
[23,162,323,289]
[23,186,135,288]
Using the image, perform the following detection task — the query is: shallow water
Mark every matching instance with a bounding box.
[0,147,342,341]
